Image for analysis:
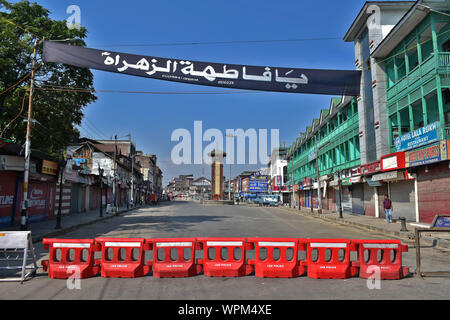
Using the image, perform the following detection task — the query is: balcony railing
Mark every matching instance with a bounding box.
[386,52,449,102]
[438,52,450,70]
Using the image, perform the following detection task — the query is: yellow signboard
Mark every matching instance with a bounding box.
[42,160,58,175]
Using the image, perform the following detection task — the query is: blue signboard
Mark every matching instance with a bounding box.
[249,175,268,193]
[433,215,450,228]
[394,121,441,152]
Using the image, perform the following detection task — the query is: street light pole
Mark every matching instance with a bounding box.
[99,164,104,217]
[130,154,134,208]
[338,169,343,218]
[113,134,118,215]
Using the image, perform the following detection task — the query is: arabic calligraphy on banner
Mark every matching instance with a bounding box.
[43,41,361,96]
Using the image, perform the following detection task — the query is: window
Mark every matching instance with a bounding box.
[425,92,439,124]
[443,38,450,52]
[385,59,396,89]
[355,137,360,159]
[412,100,424,130]
[342,107,348,122]
[419,26,433,62]
[390,114,399,147]
[406,40,419,71]
[395,52,406,80]
[399,108,411,135]
[443,88,450,126]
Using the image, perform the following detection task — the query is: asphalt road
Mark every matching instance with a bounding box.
[1,201,449,300]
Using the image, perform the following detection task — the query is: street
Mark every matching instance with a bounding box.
[1,201,449,300]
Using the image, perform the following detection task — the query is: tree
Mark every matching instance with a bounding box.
[0,0,97,156]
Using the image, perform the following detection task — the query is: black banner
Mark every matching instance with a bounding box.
[43,41,361,96]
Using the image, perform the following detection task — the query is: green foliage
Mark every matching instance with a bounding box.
[0,0,97,156]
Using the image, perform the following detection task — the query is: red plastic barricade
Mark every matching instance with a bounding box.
[94,238,151,278]
[351,239,409,279]
[196,237,253,277]
[247,238,306,278]
[302,239,358,279]
[149,238,202,278]
[41,238,100,279]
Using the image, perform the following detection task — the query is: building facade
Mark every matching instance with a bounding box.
[287,0,450,223]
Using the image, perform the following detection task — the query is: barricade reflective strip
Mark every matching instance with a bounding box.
[156,242,192,247]
[310,243,347,248]
[53,243,91,248]
[258,241,295,247]
[104,242,141,247]
[206,241,243,246]
[362,243,398,249]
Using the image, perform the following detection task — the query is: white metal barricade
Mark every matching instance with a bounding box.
[0,231,38,283]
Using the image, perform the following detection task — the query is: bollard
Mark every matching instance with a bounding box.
[399,217,409,232]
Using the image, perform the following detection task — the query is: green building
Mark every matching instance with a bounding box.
[287,0,450,223]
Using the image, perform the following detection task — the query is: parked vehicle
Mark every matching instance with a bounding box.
[254,194,280,206]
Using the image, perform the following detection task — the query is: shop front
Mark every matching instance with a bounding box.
[405,140,449,223]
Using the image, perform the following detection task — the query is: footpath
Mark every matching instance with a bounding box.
[2,204,146,243]
[276,205,450,250]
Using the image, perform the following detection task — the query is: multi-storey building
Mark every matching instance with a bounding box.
[287,96,361,212]
[267,147,288,203]
[287,0,449,223]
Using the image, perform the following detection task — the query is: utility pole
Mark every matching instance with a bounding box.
[129,134,135,208]
[201,165,204,204]
[113,134,118,214]
[20,38,38,231]
[99,164,104,217]
[291,155,295,208]
[338,169,343,218]
[130,154,134,208]
[314,134,322,214]
[228,163,232,201]
[55,156,67,229]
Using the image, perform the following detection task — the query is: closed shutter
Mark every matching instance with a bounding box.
[70,184,79,214]
[351,183,364,214]
[389,180,415,221]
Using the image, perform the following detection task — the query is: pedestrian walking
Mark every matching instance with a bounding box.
[383,194,393,223]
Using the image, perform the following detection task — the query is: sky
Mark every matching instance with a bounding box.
[23,0,377,185]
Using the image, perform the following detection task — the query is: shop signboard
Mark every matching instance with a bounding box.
[371,170,400,181]
[405,141,447,167]
[42,160,58,176]
[381,152,405,171]
[360,160,381,175]
[394,121,440,152]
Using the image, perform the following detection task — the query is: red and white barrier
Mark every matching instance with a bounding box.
[40,237,410,280]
